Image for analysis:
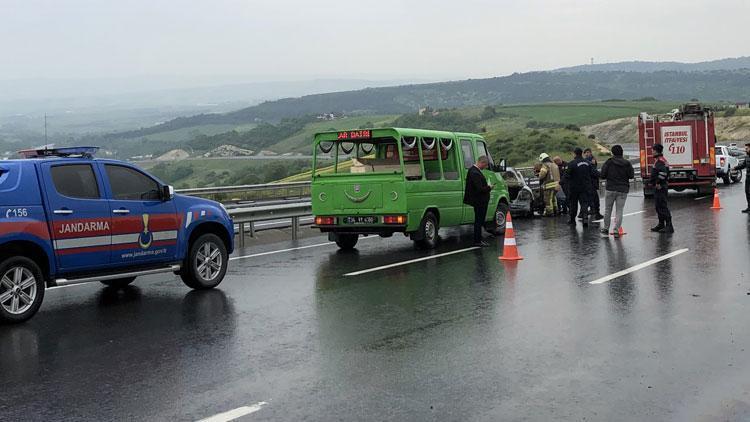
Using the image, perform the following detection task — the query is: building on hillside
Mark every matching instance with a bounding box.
[735,102,749,109]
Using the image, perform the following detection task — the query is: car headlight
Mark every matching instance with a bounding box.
[517,189,531,201]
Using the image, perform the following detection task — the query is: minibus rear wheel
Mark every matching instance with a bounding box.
[335,234,359,250]
[415,212,439,249]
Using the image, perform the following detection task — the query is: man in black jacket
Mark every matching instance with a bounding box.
[649,143,673,233]
[464,156,493,246]
[743,142,750,214]
[565,148,593,227]
[599,145,635,237]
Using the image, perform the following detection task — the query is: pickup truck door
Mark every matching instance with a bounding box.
[40,162,112,272]
[100,163,180,267]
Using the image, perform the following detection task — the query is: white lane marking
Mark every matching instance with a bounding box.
[229,236,377,261]
[694,195,712,200]
[344,247,480,277]
[589,248,689,285]
[622,211,645,217]
[254,217,314,228]
[197,402,267,422]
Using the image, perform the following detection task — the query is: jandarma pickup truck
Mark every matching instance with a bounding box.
[0,147,233,323]
[311,128,511,250]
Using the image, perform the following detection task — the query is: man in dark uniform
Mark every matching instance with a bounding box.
[743,142,750,214]
[464,156,493,247]
[565,147,593,227]
[650,143,674,233]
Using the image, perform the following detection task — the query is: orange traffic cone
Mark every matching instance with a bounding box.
[710,188,722,210]
[499,212,523,261]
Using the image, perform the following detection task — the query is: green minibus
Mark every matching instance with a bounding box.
[311,128,511,249]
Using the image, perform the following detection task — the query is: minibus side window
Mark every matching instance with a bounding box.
[441,138,459,180]
[460,140,474,169]
[402,136,423,180]
[421,137,442,180]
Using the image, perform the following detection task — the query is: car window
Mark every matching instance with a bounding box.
[105,164,161,201]
[460,140,474,169]
[50,164,100,199]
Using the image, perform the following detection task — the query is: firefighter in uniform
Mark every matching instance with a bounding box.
[537,153,560,216]
[650,143,674,233]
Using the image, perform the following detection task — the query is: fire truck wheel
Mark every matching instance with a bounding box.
[0,256,45,324]
[181,233,228,290]
[100,277,136,288]
[335,234,359,250]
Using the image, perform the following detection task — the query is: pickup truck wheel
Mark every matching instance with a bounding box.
[415,212,439,249]
[0,256,45,324]
[485,202,509,235]
[722,170,731,185]
[100,277,136,288]
[731,167,743,183]
[335,234,359,250]
[181,233,228,290]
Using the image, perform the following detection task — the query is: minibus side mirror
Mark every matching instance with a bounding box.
[493,159,507,172]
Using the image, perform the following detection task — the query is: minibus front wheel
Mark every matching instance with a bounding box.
[486,201,509,235]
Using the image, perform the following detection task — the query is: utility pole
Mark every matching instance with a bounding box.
[44,113,48,145]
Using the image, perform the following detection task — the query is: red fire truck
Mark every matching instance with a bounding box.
[638,103,716,197]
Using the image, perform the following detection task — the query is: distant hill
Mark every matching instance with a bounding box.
[115,68,750,139]
[555,57,750,73]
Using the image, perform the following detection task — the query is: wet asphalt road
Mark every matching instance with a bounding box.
[1,179,749,421]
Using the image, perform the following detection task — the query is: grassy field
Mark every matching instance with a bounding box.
[495,101,681,126]
[270,114,397,153]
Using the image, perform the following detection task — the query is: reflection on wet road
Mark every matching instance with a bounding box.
[1,181,749,421]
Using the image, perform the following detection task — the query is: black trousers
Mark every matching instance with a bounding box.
[591,188,600,213]
[745,174,750,207]
[655,188,672,222]
[568,190,591,222]
[473,202,488,243]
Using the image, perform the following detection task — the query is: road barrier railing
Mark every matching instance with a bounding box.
[228,202,312,247]
[176,181,311,203]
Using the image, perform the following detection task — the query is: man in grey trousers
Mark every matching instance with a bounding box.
[599,145,635,237]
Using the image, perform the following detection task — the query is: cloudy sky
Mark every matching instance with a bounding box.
[1,0,749,83]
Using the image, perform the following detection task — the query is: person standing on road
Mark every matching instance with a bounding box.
[565,148,593,227]
[649,144,674,233]
[538,153,560,216]
[553,156,569,214]
[583,148,604,222]
[743,142,750,214]
[464,156,494,247]
[599,145,635,237]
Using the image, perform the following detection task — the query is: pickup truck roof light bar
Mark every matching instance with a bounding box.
[17,146,100,159]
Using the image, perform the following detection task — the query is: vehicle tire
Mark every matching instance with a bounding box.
[415,212,439,249]
[722,169,731,185]
[100,277,136,288]
[180,233,228,290]
[485,201,510,235]
[0,256,45,324]
[335,234,359,250]
[731,167,743,183]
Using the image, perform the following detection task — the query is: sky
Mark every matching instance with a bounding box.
[1,0,749,85]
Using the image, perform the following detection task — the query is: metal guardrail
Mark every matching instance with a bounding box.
[176,181,311,203]
[228,202,312,247]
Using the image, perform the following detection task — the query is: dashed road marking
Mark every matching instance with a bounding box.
[197,402,267,422]
[694,195,712,201]
[589,248,689,285]
[230,236,377,261]
[344,247,480,277]
[622,211,645,217]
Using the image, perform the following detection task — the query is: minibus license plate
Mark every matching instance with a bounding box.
[345,216,377,224]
